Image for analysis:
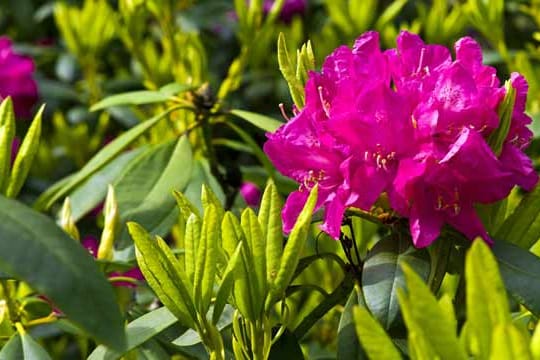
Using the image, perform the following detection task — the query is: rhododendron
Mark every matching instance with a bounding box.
[240,181,262,207]
[265,30,538,247]
[0,37,38,118]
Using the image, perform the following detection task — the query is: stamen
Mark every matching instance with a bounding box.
[453,204,460,215]
[279,103,290,121]
[411,116,418,129]
[317,86,331,117]
[416,48,426,74]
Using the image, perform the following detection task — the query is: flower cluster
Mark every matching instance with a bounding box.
[0,36,38,118]
[264,31,538,247]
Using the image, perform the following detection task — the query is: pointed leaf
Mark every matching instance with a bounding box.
[6,105,43,198]
[230,109,283,133]
[362,234,430,329]
[129,222,196,327]
[213,242,243,324]
[490,324,532,360]
[184,214,201,285]
[465,240,510,358]
[241,208,266,305]
[353,306,401,360]
[258,181,284,285]
[337,287,367,360]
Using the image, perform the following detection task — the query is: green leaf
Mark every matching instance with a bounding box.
[258,181,284,285]
[277,32,304,108]
[34,107,180,211]
[129,222,197,328]
[531,321,540,359]
[174,305,234,347]
[184,214,201,286]
[91,83,192,111]
[267,186,317,307]
[490,324,532,360]
[353,306,401,360]
[6,105,44,198]
[0,333,22,359]
[398,263,466,360]
[213,242,243,324]
[222,212,255,320]
[115,136,193,248]
[230,109,283,133]
[465,240,510,358]
[241,208,266,310]
[193,205,219,314]
[495,185,540,249]
[361,234,430,329]
[492,240,540,316]
[268,329,305,360]
[0,98,15,192]
[337,287,367,360]
[20,331,53,360]
[68,148,143,222]
[0,196,125,350]
[488,81,515,156]
[88,307,179,360]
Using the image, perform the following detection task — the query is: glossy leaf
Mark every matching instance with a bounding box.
[91,83,192,111]
[88,307,179,360]
[353,306,401,360]
[0,196,125,350]
[34,108,180,210]
[362,234,430,329]
[230,109,283,133]
[20,331,53,360]
[492,240,540,316]
[116,136,193,247]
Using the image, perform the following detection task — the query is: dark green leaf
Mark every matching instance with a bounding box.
[269,329,304,360]
[0,196,125,350]
[361,234,430,329]
[116,137,193,248]
[34,108,180,210]
[493,240,540,316]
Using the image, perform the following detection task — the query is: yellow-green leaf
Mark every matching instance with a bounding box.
[353,306,401,360]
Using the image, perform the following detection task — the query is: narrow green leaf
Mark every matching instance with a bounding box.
[277,32,305,108]
[337,286,367,360]
[488,81,516,156]
[34,108,180,210]
[407,328,437,360]
[221,212,255,320]
[201,184,225,221]
[466,240,510,358]
[353,306,401,360]
[492,240,540,316]
[490,324,532,360]
[91,83,192,111]
[374,0,408,29]
[258,181,284,285]
[0,126,11,192]
[213,242,243,324]
[6,105,44,198]
[88,307,179,360]
[398,263,466,360]
[495,185,540,249]
[193,205,218,314]
[241,208,266,305]
[129,222,196,327]
[268,186,317,307]
[184,214,201,286]
[173,189,200,220]
[230,109,283,133]
[531,321,540,359]
[361,234,430,329]
[0,196,125,350]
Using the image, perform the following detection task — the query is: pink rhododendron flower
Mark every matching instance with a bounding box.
[264,30,538,247]
[0,37,38,118]
[240,181,262,207]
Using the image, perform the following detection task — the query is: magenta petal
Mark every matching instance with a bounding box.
[446,204,491,244]
[499,144,539,191]
[282,190,310,233]
[319,195,346,240]
[409,200,444,248]
[82,235,99,258]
